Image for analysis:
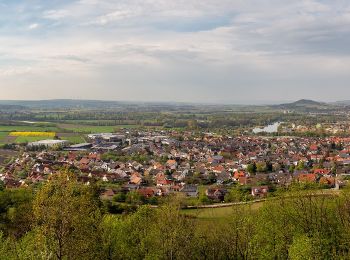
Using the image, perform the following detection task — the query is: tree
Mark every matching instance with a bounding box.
[153,203,196,259]
[32,172,102,260]
[296,160,305,170]
[247,163,257,174]
[0,231,15,259]
[256,162,267,173]
[101,205,158,259]
[199,193,211,204]
[187,119,198,130]
[288,235,313,260]
[289,164,295,173]
[225,188,244,202]
[113,192,126,203]
[0,188,33,239]
[125,191,144,205]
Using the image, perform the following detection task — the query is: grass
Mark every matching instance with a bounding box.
[0,125,59,132]
[62,125,117,133]
[61,120,139,125]
[61,135,86,144]
[182,201,265,221]
[58,124,138,133]
[56,132,86,144]
[14,136,53,143]
[183,207,235,221]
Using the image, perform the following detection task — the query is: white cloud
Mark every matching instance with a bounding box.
[43,9,71,20]
[28,23,39,30]
[0,67,33,76]
[90,9,141,25]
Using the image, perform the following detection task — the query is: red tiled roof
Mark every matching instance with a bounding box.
[298,173,317,182]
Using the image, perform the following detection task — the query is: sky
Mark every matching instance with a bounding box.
[1,0,350,104]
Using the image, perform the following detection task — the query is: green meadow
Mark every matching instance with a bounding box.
[182,201,264,221]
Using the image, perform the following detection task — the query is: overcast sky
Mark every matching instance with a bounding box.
[1,0,350,104]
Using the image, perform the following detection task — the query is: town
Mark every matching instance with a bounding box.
[2,128,349,211]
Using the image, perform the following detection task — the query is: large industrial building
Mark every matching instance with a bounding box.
[28,139,69,148]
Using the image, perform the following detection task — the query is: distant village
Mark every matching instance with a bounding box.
[1,129,350,204]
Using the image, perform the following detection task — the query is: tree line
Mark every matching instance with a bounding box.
[2,172,350,259]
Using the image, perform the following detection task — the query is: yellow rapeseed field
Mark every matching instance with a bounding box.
[9,132,56,138]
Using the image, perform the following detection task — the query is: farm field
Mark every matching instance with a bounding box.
[58,124,138,133]
[59,124,118,133]
[0,125,59,132]
[60,120,136,125]
[0,123,88,144]
[0,121,140,144]
[0,132,9,143]
[60,135,86,144]
[182,201,264,221]
[10,131,56,137]
[12,134,85,144]
[14,136,53,143]
[7,131,56,144]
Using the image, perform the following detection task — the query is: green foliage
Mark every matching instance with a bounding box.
[288,235,313,260]
[113,192,126,202]
[32,172,102,259]
[289,164,296,173]
[225,188,247,202]
[4,178,350,259]
[256,161,267,172]
[101,151,151,163]
[101,151,119,162]
[125,191,145,205]
[199,193,212,204]
[220,151,233,160]
[247,163,257,174]
[100,203,196,259]
[0,188,33,238]
[1,143,16,150]
[296,160,306,170]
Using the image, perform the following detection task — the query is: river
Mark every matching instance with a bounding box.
[253,122,282,134]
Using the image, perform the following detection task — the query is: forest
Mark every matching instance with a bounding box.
[1,172,350,259]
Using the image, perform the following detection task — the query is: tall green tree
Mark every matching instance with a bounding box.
[32,172,102,260]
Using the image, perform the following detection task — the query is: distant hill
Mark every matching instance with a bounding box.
[271,99,330,111]
[0,99,126,109]
[331,100,350,106]
[281,99,326,107]
[0,104,26,110]
[0,98,344,112]
[290,99,326,106]
[0,99,198,111]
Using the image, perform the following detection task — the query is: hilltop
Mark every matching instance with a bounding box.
[270,99,332,111]
[278,99,326,107]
